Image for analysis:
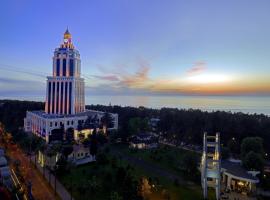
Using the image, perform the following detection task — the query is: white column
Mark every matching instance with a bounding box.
[53,58,56,76]
[45,80,49,113]
[49,81,53,114]
[67,58,70,77]
[227,175,231,190]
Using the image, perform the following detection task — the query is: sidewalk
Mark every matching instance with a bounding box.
[31,156,74,200]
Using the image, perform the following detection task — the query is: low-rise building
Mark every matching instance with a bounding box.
[130,133,158,149]
[221,160,260,194]
[38,143,95,169]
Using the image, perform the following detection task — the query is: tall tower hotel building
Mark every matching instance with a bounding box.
[24,29,118,143]
[45,29,85,115]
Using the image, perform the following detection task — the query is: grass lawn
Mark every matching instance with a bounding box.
[110,143,200,178]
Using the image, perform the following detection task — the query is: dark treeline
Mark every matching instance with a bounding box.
[0,100,44,132]
[0,100,270,154]
[86,104,270,154]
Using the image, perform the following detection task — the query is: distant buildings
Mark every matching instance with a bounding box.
[0,148,12,191]
[129,133,158,149]
[38,143,95,169]
[24,29,118,143]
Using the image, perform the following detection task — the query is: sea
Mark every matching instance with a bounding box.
[85,95,270,116]
[2,95,270,116]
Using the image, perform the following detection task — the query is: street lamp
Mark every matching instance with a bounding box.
[54,165,57,196]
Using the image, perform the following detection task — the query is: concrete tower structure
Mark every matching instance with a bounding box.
[45,29,85,115]
[201,132,221,200]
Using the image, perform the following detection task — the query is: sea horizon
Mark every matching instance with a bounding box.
[1,94,270,116]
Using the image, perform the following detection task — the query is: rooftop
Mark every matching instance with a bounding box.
[27,109,110,119]
[221,160,259,182]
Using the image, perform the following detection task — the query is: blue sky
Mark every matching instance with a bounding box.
[1,0,270,99]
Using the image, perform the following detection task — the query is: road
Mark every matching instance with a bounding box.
[1,141,58,200]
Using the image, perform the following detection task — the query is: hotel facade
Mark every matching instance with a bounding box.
[24,30,118,143]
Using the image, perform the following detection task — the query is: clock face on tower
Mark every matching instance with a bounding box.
[64,39,68,43]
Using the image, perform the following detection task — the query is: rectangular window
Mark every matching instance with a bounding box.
[69,82,72,114]
[56,59,60,76]
[69,59,74,76]
[65,82,68,114]
[48,82,51,113]
[63,59,66,76]
[60,82,63,114]
[52,82,55,113]
[56,82,59,113]
[50,122,52,127]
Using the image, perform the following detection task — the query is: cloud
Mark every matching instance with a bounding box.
[120,65,151,88]
[91,75,119,81]
[187,61,207,75]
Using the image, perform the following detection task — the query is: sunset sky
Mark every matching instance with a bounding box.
[1,0,270,98]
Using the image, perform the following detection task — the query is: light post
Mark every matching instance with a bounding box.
[54,165,57,196]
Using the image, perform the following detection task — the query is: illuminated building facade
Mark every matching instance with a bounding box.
[45,29,85,115]
[24,29,118,143]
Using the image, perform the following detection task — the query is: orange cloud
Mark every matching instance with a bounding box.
[187,61,207,75]
[90,60,270,95]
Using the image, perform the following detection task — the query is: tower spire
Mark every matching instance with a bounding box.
[62,27,74,49]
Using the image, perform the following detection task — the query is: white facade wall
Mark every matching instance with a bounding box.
[24,110,118,143]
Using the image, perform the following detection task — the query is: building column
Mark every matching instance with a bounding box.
[45,80,49,113]
[227,175,231,190]
[49,81,53,114]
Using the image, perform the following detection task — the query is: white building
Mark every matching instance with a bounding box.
[24,29,118,143]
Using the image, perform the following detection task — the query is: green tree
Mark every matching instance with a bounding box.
[101,112,114,129]
[221,146,230,160]
[110,191,123,200]
[181,152,199,178]
[227,138,239,155]
[90,129,98,159]
[242,151,264,171]
[61,145,73,160]
[241,137,264,158]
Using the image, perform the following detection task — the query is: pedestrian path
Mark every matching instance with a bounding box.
[31,156,74,200]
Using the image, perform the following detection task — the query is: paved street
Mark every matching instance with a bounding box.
[1,142,58,200]
[30,155,73,200]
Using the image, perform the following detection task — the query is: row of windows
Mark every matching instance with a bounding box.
[56,58,75,76]
[49,120,74,127]
[73,152,89,158]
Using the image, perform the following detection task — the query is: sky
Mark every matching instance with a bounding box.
[1,0,270,99]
